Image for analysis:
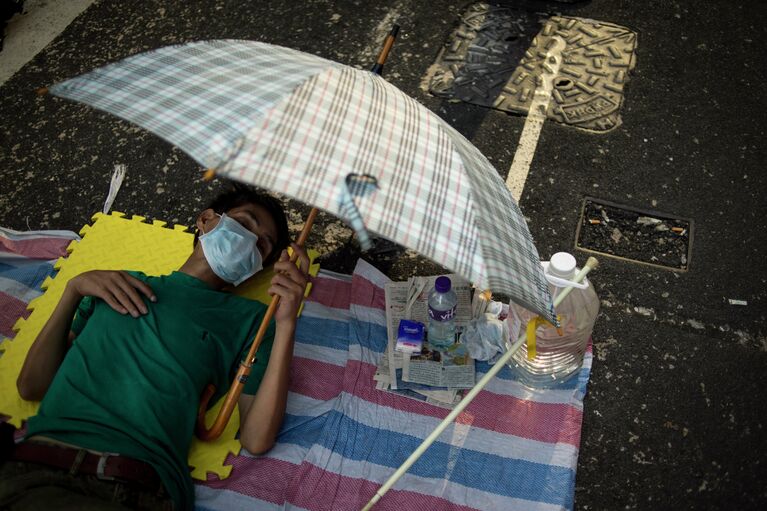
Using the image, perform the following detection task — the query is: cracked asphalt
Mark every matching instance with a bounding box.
[1,0,765,509]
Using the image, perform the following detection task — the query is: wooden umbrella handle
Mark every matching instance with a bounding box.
[197,23,399,441]
[195,207,319,441]
[371,25,400,75]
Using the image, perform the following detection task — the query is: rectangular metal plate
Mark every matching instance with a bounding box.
[575,197,694,271]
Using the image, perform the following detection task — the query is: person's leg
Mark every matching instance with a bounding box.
[0,460,172,511]
[0,459,128,510]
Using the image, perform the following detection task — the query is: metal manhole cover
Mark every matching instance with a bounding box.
[428,3,638,132]
[427,3,539,102]
[575,197,694,271]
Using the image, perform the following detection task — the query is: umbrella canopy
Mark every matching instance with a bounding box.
[50,40,555,323]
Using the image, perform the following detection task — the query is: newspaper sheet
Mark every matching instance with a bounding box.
[403,343,476,389]
[379,281,411,390]
[377,274,475,404]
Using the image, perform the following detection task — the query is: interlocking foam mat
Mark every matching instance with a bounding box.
[0,211,319,479]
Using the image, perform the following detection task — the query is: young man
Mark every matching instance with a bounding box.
[3,186,309,510]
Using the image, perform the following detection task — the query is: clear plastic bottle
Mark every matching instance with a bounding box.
[427,276,458,351]
[507,252,600,388]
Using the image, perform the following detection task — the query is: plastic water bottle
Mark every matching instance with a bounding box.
[507,252,600,388]
[427,276,458,351]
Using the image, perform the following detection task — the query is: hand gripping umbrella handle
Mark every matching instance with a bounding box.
[361,257,599,511]
[196,23,399,440]
[195,207,319,441]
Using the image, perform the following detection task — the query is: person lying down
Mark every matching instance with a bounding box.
[5,185,309,511]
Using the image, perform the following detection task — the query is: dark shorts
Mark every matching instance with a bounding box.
[0,459,174,511]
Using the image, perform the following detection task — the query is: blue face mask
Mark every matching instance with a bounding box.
[199,213,263,286]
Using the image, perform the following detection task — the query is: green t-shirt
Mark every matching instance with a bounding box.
[26,271,275,510]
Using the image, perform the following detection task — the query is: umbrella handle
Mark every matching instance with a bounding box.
[371,24,400,75]
[195,207,319,441]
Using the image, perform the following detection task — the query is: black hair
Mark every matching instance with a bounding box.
[195,184,289,266]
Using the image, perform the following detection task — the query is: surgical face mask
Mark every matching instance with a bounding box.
[199,213,263,286]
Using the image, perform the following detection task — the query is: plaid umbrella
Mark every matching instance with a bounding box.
[49,39,555,324]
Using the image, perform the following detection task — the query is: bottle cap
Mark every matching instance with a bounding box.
[435,276,451,293]
[548,252,577,279]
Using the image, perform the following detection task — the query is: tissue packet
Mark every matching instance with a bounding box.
[395,319,425,354]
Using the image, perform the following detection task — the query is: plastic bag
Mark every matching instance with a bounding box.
[461,313,509,363]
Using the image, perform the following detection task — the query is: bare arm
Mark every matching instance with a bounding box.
[237,322,296,454]
[16,270,155,401]
[238,244,309,454]
[16,285,81,401]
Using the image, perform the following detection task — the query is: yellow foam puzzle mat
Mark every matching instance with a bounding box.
[0,211,320,480]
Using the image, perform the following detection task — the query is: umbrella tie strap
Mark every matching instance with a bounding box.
[338,174,377,251]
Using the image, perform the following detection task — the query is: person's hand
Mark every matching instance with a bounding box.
[269,244,310,326]
[66,270,156,318]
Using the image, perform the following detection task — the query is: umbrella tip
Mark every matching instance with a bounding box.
[36,87,49,96]
[202,168,216,181]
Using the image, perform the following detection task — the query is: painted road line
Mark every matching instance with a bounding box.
[506,36,565,202]
[0,0,95,85]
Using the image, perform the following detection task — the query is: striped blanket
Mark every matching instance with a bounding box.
[0,227,80,344]
[195,260,592,511]
[0,228,591,510]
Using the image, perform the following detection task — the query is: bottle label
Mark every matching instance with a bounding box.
[428,304,456,322]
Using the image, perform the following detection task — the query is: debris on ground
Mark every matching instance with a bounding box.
[578,199,692,270]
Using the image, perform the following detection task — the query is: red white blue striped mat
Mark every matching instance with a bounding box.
[0,227,79,342]
[195,260,592,511]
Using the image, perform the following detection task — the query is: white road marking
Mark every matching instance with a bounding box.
[506,36,566,201]
[0,0,95,85]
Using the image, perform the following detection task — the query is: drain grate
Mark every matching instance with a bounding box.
[575,197,693,271]
[428,3,638,132]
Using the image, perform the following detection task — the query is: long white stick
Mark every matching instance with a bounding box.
[362,257,599,511]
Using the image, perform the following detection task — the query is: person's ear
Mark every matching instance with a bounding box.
[196,208,219,234]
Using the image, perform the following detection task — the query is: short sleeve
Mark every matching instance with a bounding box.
[70,295,95,336]
[240,318,276,395]
[69,271,147,336]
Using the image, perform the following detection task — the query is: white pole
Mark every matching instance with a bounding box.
[362,257,599,511]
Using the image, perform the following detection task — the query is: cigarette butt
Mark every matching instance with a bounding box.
[36,87,49,96]
[671,227,685,233]
[589,219,601,225]
[202,168,216,181]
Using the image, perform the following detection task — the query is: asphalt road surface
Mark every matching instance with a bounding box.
[1,1,765,509]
